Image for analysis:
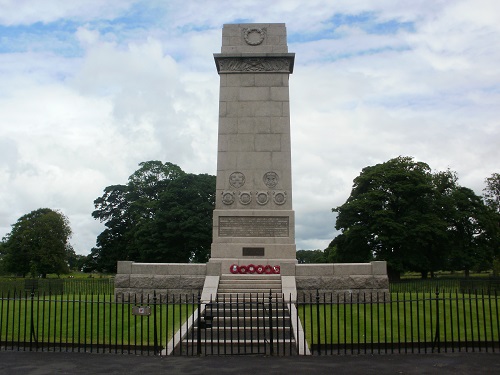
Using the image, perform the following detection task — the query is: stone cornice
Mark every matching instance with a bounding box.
[214,54,295,74]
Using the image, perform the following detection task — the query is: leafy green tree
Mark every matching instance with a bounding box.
[66,246,88,272]
[446,186,499,277]
[296,250,326,264]
[89,161,215,272]
[133,173,216,263]
[332,156,448,279]
[1,208,72,278]
[481,173,500,275]
[483,173,500,214]
[332,158,500,279]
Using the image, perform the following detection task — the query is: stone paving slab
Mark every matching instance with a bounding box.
[0,351,498,375]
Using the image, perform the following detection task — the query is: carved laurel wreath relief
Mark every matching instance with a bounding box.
[273,191,287,205]
[243,28,266,45]
[239,191,252,205]
[221,191,235,205]
[256,191,269,205]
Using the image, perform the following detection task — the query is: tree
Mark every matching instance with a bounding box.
[296,250,326,264]
[89,161,215,272]
[482,173,500,274]
[331,157,500,279]
[133,173,216,263]
[483,173,500,214]
[66,245,88,272]
[446,186,499,277]
[1,208,72,278]
[332,156,449,279]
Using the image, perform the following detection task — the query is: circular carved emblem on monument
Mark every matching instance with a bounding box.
[221,191,235,205]
[244,28,266,46]
[263,172,279,188]
[239,191,252,205]
[256,191,269,205]
[273,191,287,205]
[229,172,245,188]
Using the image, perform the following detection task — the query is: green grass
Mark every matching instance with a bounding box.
[298,292,500,346]
[0,294,195,348]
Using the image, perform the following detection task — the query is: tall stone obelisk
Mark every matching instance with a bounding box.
[210,23,296,270]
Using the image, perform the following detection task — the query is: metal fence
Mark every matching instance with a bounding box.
[0,290,498,356]
[0,278,114,296]
[390,277,500,294]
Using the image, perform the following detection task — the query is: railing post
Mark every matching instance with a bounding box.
[269,289,274,356]
[153,291,158,355]
[197,292,202,355]
[29,288,37,351]
[433,288,440,353]
[316,290,321,355]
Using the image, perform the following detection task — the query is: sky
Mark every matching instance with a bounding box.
[0,0,499,255]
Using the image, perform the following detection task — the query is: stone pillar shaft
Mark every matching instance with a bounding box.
[211,24,296,269]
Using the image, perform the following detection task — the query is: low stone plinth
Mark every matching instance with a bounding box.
[115,261,207,301]
[292,261,390,302]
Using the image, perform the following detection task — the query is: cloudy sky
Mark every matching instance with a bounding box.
[1,0,499,255]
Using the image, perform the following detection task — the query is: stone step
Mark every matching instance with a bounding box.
[204,303,289,311]
[217,285,281,297]
[221,274,281,280]
[188,327,293,340]
[219,281,281,287]
[215,293,284,301]
[174,340,297,356]
[208,316,290,324]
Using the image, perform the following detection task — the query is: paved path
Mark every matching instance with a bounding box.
[0,351,499,374]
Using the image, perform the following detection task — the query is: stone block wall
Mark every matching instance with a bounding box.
[289,261,390,302]
[115,261,207,301]
[115,260,389,302]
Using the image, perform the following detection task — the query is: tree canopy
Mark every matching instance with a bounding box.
[87,161,216,273]
[483,173,500,214]
[1,208,72,278]
[330,156,499,279]
[296,249,327,264]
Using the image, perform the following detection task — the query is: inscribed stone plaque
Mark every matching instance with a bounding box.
[219,216,289,237]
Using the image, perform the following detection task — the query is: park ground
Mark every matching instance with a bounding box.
[0,351,499,374]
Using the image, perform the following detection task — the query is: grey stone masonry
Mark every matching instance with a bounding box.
[115,261,206,302]
[211,24,296,268]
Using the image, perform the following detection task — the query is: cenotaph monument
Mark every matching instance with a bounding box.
[209,23,297,271]
[115,23,388,305]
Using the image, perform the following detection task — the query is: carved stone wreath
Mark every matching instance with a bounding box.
[256,191,269,205]
[229,171,245,188]
[273,190,287,205]
[243,28,266,45]
[239,191,252,205]
[221,191,235,205]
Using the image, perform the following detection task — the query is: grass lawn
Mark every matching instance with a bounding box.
[297,292,500,346]
[0,294,195,349]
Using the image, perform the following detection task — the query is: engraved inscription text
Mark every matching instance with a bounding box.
[219,216,289,237]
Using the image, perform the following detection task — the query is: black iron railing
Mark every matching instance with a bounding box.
[0,290,498,355]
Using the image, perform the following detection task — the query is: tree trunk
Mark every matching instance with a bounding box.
[387,267,401,281]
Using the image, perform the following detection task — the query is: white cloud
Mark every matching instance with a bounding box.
[0,0,137,25]
[1,0,499,254]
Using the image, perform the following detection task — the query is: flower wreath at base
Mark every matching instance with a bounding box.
[229,264,280,274]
